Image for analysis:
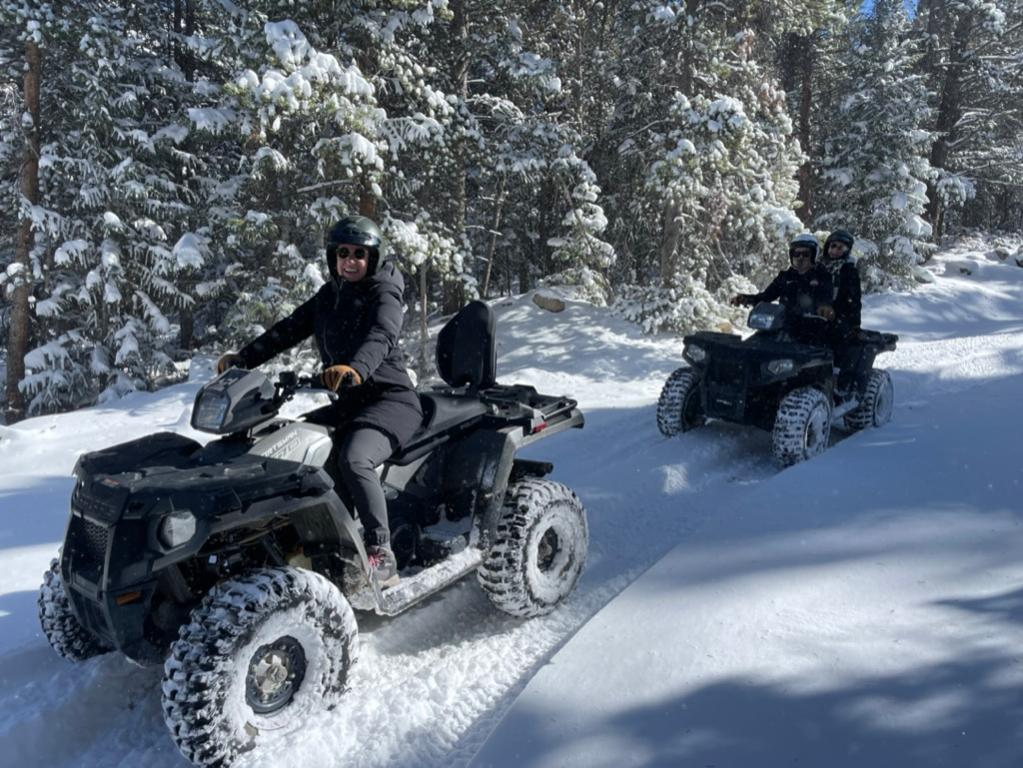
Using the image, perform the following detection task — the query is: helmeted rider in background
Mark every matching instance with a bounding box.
[217,216,421,587]
[819,228,864,395]
[730,233,834,342]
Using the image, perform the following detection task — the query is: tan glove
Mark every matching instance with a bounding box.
[322,364,362,391]
[216,353,245,374]
[817,304,836,321]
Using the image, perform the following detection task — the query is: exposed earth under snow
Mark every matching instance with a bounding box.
[1,234,1021,768]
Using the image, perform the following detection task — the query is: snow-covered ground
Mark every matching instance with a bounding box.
[1,235,1021,768]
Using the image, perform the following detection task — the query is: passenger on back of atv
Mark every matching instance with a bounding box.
[217,215,419,587]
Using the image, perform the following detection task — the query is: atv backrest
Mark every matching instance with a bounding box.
[436,300,497,392]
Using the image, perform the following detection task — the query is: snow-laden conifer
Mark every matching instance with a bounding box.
[816,0,935,288]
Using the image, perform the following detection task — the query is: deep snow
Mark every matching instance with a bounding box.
[1,234,1021,768]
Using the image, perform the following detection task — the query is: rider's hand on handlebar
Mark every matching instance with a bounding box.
[216,353,245,374]
[322,364,362,391]
[730,294,751,307]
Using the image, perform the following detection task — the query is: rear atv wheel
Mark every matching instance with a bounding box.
[844,369,894,431]
[162,567,358,768]
[772,387,832,467]
[478,479,588,618]
[38,558,108,662]
[656,367,705,437]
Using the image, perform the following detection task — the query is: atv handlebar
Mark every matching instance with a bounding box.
[275,371,342,403]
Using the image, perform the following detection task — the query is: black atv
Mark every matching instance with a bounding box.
[38,301,587,767]
[656,302,897,466]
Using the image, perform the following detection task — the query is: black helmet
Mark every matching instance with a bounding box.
[824,229,854,258]
[326,215,385,276]
[789,233,819,263]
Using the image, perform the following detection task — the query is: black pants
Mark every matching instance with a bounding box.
[337,427,397,546]
[307,385,422,547]
[827,330,869,393]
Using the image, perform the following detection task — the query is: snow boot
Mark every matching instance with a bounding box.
[363,527,400,588]
[367,544,399,588]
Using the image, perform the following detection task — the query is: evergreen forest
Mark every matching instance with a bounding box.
[2,0,1021,420]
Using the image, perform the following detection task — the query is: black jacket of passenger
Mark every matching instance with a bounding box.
[741,264,833,319]
[827,260,862,337]
[238,255,414,391]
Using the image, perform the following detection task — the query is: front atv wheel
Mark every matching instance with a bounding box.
[844,369,894,431]
[479,479,588,618]
[38,558,108,662]
[162,567,358,768]
[772,387,832,467]
[656,367,705,437]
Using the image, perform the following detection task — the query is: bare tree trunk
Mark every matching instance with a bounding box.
[481,176,506,298]
[418,268,430,378]
[5,41,42,423]
[442,0,469,314]
[658,199,682,286]
[925,5,973,245]
[796,42,814,224]
[359,181,377,218]
[176,0,197,350]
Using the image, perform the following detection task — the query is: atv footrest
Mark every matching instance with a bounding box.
[349,547,483,616]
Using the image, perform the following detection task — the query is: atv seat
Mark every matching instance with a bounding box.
[416,393,489,438]
[390,301,498,465]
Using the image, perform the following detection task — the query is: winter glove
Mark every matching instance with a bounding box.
[216,353,245,374]
[730,293,755,307]
[817,304,836,321]
[322,364,362,391]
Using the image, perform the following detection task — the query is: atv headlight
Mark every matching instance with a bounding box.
[684,344,707,363]
[159,511,196,549]
[193,390,230,431]
[767,358,794,375]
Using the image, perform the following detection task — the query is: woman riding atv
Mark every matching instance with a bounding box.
[217,215,421,587]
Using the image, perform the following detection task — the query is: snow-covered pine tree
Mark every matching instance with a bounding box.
[0,3,47,419]
[422,1,613,305]
[183,1,462,379]
[914,0,1022,236]
[610,3,803,334]
[542,150,615,306]
[10,3,205,413]
[816,0,935,288]
[763,0,855,225]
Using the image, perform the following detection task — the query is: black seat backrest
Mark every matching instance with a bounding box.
[436,300,497,392]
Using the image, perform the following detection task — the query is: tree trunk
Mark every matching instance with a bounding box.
[659,199,683,286]
[5,40,42,423]
[359,182,377,218]
[177,0,197,350]
[481,176,506,298]
[796,41,814,224]
[418,267,430,379]
[442,0,469,315]
[925,6,973,243]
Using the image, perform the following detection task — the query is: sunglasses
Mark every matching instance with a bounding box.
[790,250,814,260]
[331,245,369,261]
